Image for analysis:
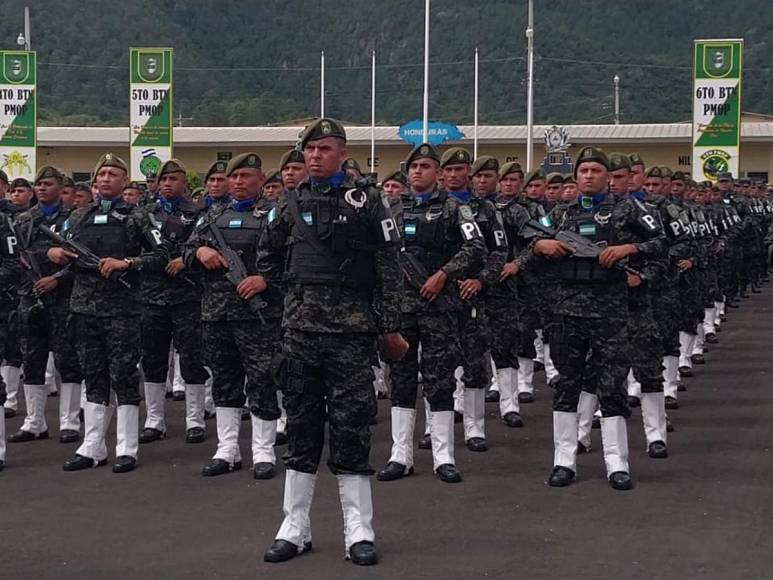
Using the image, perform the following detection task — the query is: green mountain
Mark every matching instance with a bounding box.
[0,0,771,127]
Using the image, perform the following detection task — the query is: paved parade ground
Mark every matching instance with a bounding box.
[2,288,773,579]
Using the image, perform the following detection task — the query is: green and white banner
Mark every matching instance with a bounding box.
[130,47,173,181]
[0,51,36,181]
[693,39,743,181]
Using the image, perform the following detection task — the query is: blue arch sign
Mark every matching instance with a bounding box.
[398,120,465,147]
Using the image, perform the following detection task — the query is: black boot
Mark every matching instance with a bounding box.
[63,454,107,471]
[627,395,640,408]
[201,458,242,477]
[485,389,500,403]
[59,429,80,444]
[349,541,378,566]
[502,412,524,428]
[466,437,488,452]
[548,466,575,487]
[418,433,432,450]
[113,455,137,473]
[435,463,462,483]
[8,429,48,442]
[609,471,633,490]
[186,427,206,444]
[648,441,668,459]
[264,539,310,563]
[376,461,413,481]
[138,427,165,444]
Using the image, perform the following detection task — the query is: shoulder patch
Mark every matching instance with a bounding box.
[459,205,474,220]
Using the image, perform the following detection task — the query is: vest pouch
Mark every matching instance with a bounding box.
[330,218,349,254]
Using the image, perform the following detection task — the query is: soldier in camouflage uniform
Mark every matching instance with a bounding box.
[138,159,211,446]
[533,147,664,491]
[8,167,82,446]
[184,152,284,480]
[376,143,485,485]
[201,160,230,211]
[49,153,169,474]
[260,119,406,566]
[1,188,23,420]
[279,149,307,192]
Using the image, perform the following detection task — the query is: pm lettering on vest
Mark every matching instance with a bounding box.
[639,214,658,232]
[380,218,399,242]
[493,229,507,247]
[460,221,481,241]
[5,235,17,255]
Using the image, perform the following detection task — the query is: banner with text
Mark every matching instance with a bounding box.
[693,39,743,181]
[130,47,173,181]
[0,51,36,181]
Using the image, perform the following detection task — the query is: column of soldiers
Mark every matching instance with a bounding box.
[1,119,772,566]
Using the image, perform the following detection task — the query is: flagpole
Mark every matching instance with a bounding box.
[370,50,376,174]
[473,47,479,158]
[320,50,325,117]
[525,0,534,170]
[422,0,430,143]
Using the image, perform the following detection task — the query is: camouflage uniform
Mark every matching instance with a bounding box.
[0,202,23,416]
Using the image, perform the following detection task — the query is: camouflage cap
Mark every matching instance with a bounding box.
[546,171,565,184]
[0,170,8,185]
[299,117,347,148]
[10,177,32,190]
[279,148,305,170]
[94,152,128,175]
[158,158,187,178]
[226,152,262,176]
[405,142,440,166]
[470,155,500,176]
[440,147,472,168]
[74,181,91,193]
[607,152,632,172]
[660,166,673,178]
[382,169,408,187]
[192,186,205,196]
[628,153,645,168]
[672,170,687,182]
[523,168,546,186]
[205,160,228,181]
[34,165,63,184]
[264,169,283,185]
[342,157,362,174]
[563,174,576,184]
[145,172,158,181]
[62,175,75,188]
[717,171,734,182]
[498,161,524,180]
[124,181,142,191]
[574,146,610,172]
[645,166,664,178]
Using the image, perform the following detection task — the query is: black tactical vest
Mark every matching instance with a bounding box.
[402,192,453,273]
[558,204,624,282]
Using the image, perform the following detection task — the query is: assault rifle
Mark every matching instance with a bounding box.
[18,250,50,311]
[400,249,455,310]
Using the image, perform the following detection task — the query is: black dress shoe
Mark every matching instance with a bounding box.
[577,441,591,454]
[548,466,575,487]
[453,410,463,424]
[548,376,560,388]
[253,462,275,480]
[264,539,310,563]
[369,415,378,426]
[591,417,601,429]
[518,392,535,404]
[377,461,413,481]
[202,458,241,477]
[349,541,378,566]
[678,366,693,377]
[666,416,675,432]
[466,437,488,452]
[677,381,687,392]
[63,454,107,471]
[113,455,137,473]
[752,286,762,294]
[241,408,250,421]
[720,313,728,321]
[691,354,705,365]
[78,408,84,421]
[185,427,206,444]
[648,441,668,459]
[436,463,462,483]
[628,395,641,408]
[418,433,432,450]
[172,391,185,401]
[0,459,4,471]
[274,431,288,446]
[727,300,739,308]
[502,412,524,428]
[485,389,500,403]
[705,332,718,344]
[4,407,16,418]
[609,471,633,490]
[376,391,388,400]
[204,409,215,420]
[665,396,679,410]
[48,390,58,397]
[59,429,80,443]
[8,429,48,442]
[533,361,545,372]
[138,427,165,444]
[165,391,173,399]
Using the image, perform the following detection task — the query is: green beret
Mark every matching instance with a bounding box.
[607,153,631,172]
[10,178,31,190]
[574,147,610,173]
[0,170,7,185]
[498,161,524,180]
[546,172,564,185]
[226,152,262,176]
[299,117,346,148]
[279,148,305,170]
[192,186,205,196]
[645,166,663,179]
[124,181,142,191]
[205,160,228,181]
[264,170,282,185]
[75,182,91,193]
[563,174,576,185]
[660,166,673,178]
[440,147,472,168]
[470,156,500,176]
[523,168,546,186]
[717,171,733,182]
[94,152,128,175]
[342,158,362,174]
[672,171,687,182]
[382,169,408,187]
[145,172,158,181]
[405,143,440,167]
[35,166,63,184]
[62,175,75,188]
[158,158,187,178]
[628,153,645,168]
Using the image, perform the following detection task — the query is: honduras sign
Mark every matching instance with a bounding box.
[398,120,465,147]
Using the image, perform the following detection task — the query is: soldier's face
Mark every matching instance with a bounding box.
[718,180,732,192]
[147,179,159,193]
[643,177,662,196]
[262,182,284,201]
[498,173,522,196]
[472,170,498,195]
[35,177,62,205]
[608,169,631,195]
[74,191,93,208]
[561,183,578,201]
[229,168,265,200]
[122,188,141,205]
[96,167,128,198]
[281,162,307,190]
[382,180,406,199]
[0,182,6,196]
[671,180,686,197]
[61,187,76,206]
[629,165,645,191]
[10,187,32,207]
[525,180,546,200]
[695,190,707,204]
[408,159,439,193]
[576,162,609,194]
[442,163,470,192]
[303,137,347,180]
[710,190,721,203]
[159,172,187,198]
[206,173,227,198]
[545,183,562,201]
[662,177,672,192]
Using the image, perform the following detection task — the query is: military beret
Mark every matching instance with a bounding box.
[382,169,408,187]
[523,168,546,186]
[192,186,205,196]
[701,180,714,188]
[470,156,500,177]
[34,165,63,184]
[740,178,751,186]
[205,160,228,181]
[546,172,565,184]
[279,148,305,170]
[124,181,142,191]
[628,153,645,168]
[158,158,187,178]
[574,147,610,173]
[405,142,440,167]
[62,175,75,188]
[94,152,128,175]
[145,172,158,181]
[563,174,576,185]
[75,182,91,193]
[10,178,31,190]
[226,152,262,176]
[645,166,664,178]
[672,171,687,182]
[607,153,631,172]
[342,158,362,174]
[264,170,282,185]
[717,171,734,182]
[0,170,7,185]
[660,166,673,178]
[440,147,472,168]
[498,161,524,180]
[299,117,347,148]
